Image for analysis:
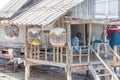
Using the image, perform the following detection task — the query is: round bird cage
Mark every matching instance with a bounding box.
[28,27,41,45]
[5,25,19,41]
[50,28,66,46]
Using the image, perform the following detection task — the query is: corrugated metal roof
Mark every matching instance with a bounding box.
[10,0,84,25]
[0,0,29,18]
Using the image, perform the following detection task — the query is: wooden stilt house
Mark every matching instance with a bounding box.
[0,0,120,80]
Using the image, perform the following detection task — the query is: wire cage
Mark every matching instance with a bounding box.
[27,27,41,45]
[5,25,19,41]
[50,28,66,47]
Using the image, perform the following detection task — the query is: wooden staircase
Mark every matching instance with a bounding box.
[89,62,115,80]
[89,43,120,80]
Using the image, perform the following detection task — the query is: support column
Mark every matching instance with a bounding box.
[88,23,92,46]
[86,23,92,77]
[66,23,72,80]
[25,25,30,80]
[25,62,30,80]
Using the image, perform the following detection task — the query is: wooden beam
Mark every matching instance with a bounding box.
[65,20,110,25]
[27,58,66,67]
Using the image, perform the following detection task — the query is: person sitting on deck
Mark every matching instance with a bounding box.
[7,48,23,71]
[72,32,83,53]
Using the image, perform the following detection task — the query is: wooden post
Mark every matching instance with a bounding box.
[25,25,28,59]
[38,45,40,60]
[113,46,117,66]
[25,63,30,80]
[83,24,86,46]
[104,25,107,42]
[66,23,72,80]
[86,23,92,77]
[34,45,36,59]
[25,25,30,80]
[88,24,92,63]
[30,45,33,59]
[113,46,118,72]
[60,47,63,63]
[79,46,81,63]
[53,46,55,62]
[56,47,59,62]
[45,45,47,61]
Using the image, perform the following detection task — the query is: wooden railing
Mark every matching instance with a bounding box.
[71,46,90,64]
[26,44,90,65]
[92,43,120,66]
[113,46,120,64]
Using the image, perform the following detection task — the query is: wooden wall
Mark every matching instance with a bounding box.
[70,0,118,20]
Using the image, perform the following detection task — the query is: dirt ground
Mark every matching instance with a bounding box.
[0,62,94,80]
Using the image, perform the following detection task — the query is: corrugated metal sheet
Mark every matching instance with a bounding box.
[10,0,84,25]
[0,0,29,18]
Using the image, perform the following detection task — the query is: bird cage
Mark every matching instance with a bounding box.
[50,28,66,46]
[27,27,41,45]
[5,25,19,40]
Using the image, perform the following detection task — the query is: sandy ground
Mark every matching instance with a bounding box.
[0,61,94,80]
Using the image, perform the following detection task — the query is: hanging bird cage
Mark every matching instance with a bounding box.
[5,25,19,41]
[50,28,66,46]
[28,27,41,45]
